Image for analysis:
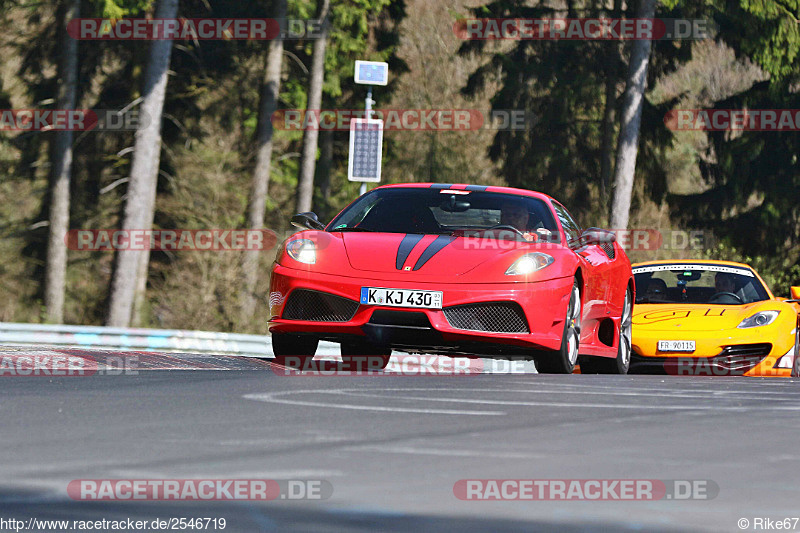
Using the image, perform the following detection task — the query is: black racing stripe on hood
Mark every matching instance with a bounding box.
[396,234,425,270]
[464,185,488,191]
[412,235,456,271]
[429,183,453,189]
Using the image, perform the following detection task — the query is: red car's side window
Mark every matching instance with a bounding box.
[551,201,582,246]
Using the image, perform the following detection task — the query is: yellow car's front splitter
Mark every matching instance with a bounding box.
[631,325,795,377]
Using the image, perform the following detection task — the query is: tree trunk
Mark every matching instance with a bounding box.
[106,0,178,327]
[609,0,657,230]
[600,0,622,214]
[315,128,333,220]
[44,0,79,324]
[294,0,330,213]
[239,0,287,322]
[600,78,616,207]
[130,230,153,325]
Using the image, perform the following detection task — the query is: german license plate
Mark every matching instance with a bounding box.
[360,287,442,309]
[658,340,696,352]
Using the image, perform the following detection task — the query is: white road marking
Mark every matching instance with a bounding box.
[334,390,720,409]
[245,387,800,412]
[490,383,800,396]
[243,390,505,416]
[342,444,545,459]
[405,386,799,401]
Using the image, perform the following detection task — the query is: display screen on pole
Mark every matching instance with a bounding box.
[354,60,389,86]
[348,118,383,183]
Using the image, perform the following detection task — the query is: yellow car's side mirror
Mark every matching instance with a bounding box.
[791,286,800,300]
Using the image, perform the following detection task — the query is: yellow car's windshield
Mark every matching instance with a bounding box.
[632,264,770,305]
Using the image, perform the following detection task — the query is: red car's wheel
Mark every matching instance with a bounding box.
[271,333,318,360]
[580,286,632,375]
[537,280,581,374]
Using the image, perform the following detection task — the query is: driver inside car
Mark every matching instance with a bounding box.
[645,278,669,301]
[499,200,536,241]
[714,272,737,295]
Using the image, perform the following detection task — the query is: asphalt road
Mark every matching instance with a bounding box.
[2,347,800,532]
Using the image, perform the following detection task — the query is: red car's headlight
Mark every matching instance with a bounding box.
[505,252,554,276]
[286,239,316,264]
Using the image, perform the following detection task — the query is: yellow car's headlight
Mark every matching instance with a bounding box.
[737,310,779,329]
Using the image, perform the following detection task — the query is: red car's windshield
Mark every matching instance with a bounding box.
[327,188,559,240]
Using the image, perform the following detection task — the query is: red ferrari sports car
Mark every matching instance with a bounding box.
[268,183,634,374]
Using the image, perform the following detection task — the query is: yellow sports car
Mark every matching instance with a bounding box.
[630,260,800,377]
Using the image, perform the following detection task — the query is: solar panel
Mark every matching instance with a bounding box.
[347,118,383,182]
[354,60,389,86]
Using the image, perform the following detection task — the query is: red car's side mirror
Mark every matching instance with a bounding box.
[291,212,325,231]
[579,228,616,247]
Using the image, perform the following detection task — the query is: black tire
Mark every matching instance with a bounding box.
[271,332,318,359]
[537,280,581,374]
[580,286,632,375]
[341,340,392,371]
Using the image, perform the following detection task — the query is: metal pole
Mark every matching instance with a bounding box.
[359,86,374,197]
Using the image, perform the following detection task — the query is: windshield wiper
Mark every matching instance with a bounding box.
[333,227,454,235]
[330,227,375,232]
[636,297,674,304]
[465,227,529,240]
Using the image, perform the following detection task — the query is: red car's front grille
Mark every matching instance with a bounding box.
[443,302,530,333]
[282,289,359,322]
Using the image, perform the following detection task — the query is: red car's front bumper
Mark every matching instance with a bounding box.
[268,264,573,355]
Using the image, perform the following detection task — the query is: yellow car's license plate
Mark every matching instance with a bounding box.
[658,340,696,352]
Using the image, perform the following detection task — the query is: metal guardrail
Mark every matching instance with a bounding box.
[0,322,534,372]
[0,322,342,357]
[0,322,273,356]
